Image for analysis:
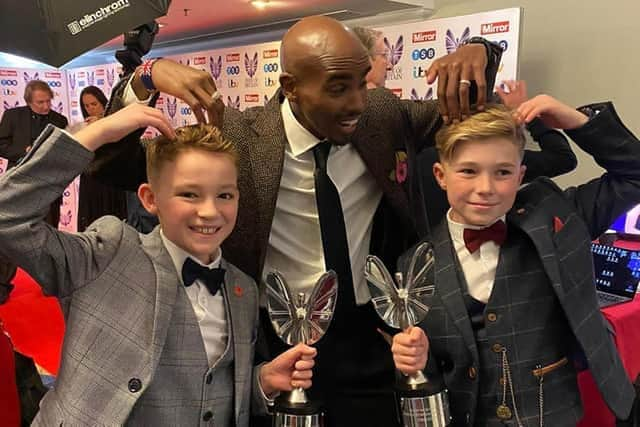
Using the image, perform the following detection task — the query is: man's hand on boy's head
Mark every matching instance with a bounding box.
[73,104,175,152]
[428,43,488,124]
[516,94,589,130]
[259,343,317,397]
[391,326,429,375]
[142,59,224,126]
[497,80,528,109]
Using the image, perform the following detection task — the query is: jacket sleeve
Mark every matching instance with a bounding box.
[560,102,640,239]
[0,109,14,158]
[0,125,123,298]
[522,118,577,182]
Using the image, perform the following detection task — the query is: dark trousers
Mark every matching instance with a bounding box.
[253,302,401,427]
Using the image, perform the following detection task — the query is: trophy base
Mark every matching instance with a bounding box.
[396,377,450,427]
[272,395,325,427]
[398,390,451,427]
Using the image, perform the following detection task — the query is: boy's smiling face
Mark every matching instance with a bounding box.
[433,137,526,227]
[138,149,239,264]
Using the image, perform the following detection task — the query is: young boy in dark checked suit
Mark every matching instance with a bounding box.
[0,104,316,426]
[391,96,638,426]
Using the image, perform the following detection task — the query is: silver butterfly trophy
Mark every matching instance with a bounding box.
[266,270,338,427]
[365,242,451,427]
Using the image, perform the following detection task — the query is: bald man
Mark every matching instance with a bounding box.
[92,16,502,426]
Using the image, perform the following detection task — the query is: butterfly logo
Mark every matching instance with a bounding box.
[106,69,115,88]
[209,55,223,80]
[23,71,39,83]
[227,95,240,109]
[266,270,338,346]
[410,87,434,101]
[59,210,73,226]
[365,242,435,329]
[68,73,76,91]
[87,71,95,86]
[166,97,177,118]
[384,35,404,67]
[244,52,258,78]
[263,94,269,106]
[3,100,19,111]
[52,101,64,114]
[445,27,471,54]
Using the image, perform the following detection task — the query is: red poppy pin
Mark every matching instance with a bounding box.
[553,216,565,233]
[389,151,408,184]
[234,285,244,297]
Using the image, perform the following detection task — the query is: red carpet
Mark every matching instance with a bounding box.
[0,269,64,375]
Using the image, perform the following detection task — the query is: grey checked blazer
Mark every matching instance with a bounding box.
[0,127,268,425]
[404,102,639,425]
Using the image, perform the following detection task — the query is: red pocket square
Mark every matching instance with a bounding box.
[553,216,565,233]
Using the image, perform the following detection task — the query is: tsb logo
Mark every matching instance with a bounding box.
[263,63,278,73]
[180,106,192,115]
[1,79,17,86]
[411,48,435,61]
[226,66,240,75]
[47,81,62,88]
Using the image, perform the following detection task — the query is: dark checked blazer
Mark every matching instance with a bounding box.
[92,86,443,282]
[0,127,267,425]
[405,102,638,423]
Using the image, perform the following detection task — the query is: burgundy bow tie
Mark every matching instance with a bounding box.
[463,220,507,253]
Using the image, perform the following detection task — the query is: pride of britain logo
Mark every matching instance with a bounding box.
[244,52,259,88]
[210,56,223,81]
[384,35,403,81]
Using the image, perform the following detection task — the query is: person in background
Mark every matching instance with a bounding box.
[419,80,578,230]
[0,80,68,227]
[77,86,128,231]
[353,26,391,89]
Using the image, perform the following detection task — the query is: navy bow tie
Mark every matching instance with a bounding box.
[181,257,226,296]
[463,220,507,253]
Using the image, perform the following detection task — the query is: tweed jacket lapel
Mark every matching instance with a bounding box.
[351,112,412,226]
[431,221,478,360]
[247,91,287,270]
[139,226,180,366]
[507,189,566,300]
[221,260,253,422]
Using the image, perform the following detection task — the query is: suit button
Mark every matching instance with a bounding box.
[487,312,497,322]
[206,373,213,384]
[203,411,213,421]
[468,366,477,379]
[128,378,142,393]
[492,343,503,353]
[516,208,526,214]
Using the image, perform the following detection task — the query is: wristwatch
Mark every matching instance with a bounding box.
[461,37,504,102]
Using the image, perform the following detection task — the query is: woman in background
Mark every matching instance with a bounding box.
[77,86,127,231]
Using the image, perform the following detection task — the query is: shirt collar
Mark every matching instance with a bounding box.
[160,229,221,284]
[281,97,323,157]
[446,209,506,245]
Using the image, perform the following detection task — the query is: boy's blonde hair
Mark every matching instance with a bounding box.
[435,104,526,163]
[145,124,237,183]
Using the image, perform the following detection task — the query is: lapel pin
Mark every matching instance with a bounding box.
[234,285,243,297]
[553,216,565,233]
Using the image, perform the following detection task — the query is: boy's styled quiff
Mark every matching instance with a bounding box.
[145,124,238,183]
[435,104,526,162]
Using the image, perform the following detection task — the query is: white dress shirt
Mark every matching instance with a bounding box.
[261,99,383,305]
[160,230,228,366]
[446,210,505,303]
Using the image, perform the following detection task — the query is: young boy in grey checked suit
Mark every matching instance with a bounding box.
[0,104,316,426]
[392,95,638,426]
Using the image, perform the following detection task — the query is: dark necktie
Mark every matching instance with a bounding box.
[312,141,355,308]
[181,257,226,296]
[463,220,507,253]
